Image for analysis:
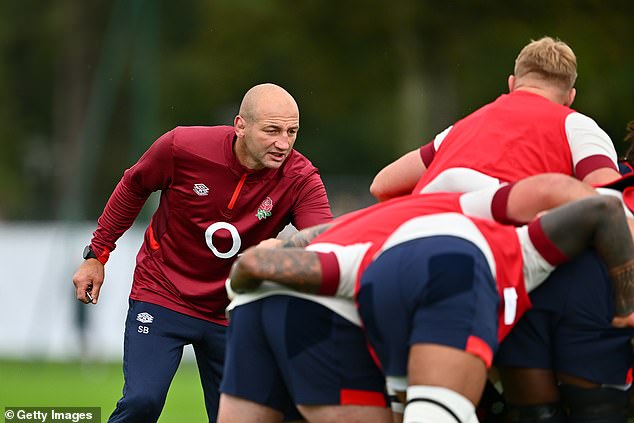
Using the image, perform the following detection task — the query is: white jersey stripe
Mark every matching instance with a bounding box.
[377,213,497,279]
[565,112,618,169]
[418,167,501,194]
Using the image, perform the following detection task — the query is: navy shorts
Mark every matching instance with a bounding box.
[220,296,388,416]
[495,252,634,385]
[357,236,500,380]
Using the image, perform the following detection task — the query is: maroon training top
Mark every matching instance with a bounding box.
[90,126,332,324]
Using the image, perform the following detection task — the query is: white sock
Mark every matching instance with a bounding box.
[404,385,478,423]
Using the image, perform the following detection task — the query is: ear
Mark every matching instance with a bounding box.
[508,75,515,92]
[566,88,576,107]
[234,115,246,136]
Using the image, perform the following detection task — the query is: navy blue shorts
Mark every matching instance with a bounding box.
[220,296,388,416]
[495,252,634,385]
[357,236,500,380]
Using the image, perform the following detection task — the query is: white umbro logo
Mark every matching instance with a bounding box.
[136,312,154,324]
[193,183,210,196]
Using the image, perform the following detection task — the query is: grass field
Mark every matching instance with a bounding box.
[5,359,634,422]
[0,359,207,422]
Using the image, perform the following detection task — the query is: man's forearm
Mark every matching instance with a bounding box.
[609,259,634,316]
[92,177,151,254]
[230,248,324,294]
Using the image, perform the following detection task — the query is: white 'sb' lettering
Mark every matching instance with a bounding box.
[205,222,242,259]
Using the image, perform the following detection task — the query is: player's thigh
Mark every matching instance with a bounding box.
[358,237,499,393]
[297,404,392,423]
[262,296,388,410]
[408,344,488,405]
[221,299,300,420]
[218,393,283,423]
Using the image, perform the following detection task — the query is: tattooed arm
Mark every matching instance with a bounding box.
[229,223,333,293]
[536,195,634,321]
[610,261,634,327]
[229,247,324,294]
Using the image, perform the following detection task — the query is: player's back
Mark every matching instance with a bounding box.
[414,90,574,193]
[312,192,528,338]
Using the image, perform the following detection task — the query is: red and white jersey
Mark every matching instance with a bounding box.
[228,192,559,341]
[413,90,618,194]
[310,193,534,340]
[90,126,332,324]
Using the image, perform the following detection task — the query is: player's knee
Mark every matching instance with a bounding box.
[404,385,476,423]
[559,384,630,423]
[504,403,566,423]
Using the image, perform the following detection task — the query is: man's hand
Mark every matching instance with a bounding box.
[612,313,634,328]
[254,238,284,249]
[230,276,263,294]
[228,256,263,294]
[72,259,105,304]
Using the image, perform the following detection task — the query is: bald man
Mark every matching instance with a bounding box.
[72,83,332,423]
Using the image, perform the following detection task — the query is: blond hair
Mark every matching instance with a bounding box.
[514,37,577,90]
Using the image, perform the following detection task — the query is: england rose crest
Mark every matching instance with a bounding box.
[256,196,273,220]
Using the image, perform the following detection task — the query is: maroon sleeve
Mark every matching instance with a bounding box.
[290,172,333,230]
[575,155,618,180]
[90,130,175,260]
[316,251,341,296]
[420,142,436,167]
[490,183,525,226]
[527,219,569,266]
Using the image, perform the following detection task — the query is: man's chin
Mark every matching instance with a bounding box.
[263,159,285,169]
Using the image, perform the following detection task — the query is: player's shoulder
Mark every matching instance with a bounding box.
[564,111,600,128]
[169,125,234,158]
[171,125,234,142]
[564,112,614,144]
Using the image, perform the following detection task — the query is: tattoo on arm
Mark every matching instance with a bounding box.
[280,223,333,248]
[248,249,323,293]
[610,259,634,316]
[230,223,333,294]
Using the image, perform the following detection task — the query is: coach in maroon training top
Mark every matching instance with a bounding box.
[72,83,332,423]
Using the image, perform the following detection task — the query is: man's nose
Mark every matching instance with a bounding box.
[275,134,292,149]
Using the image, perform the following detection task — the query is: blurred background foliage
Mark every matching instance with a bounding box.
[1,0,633,220]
